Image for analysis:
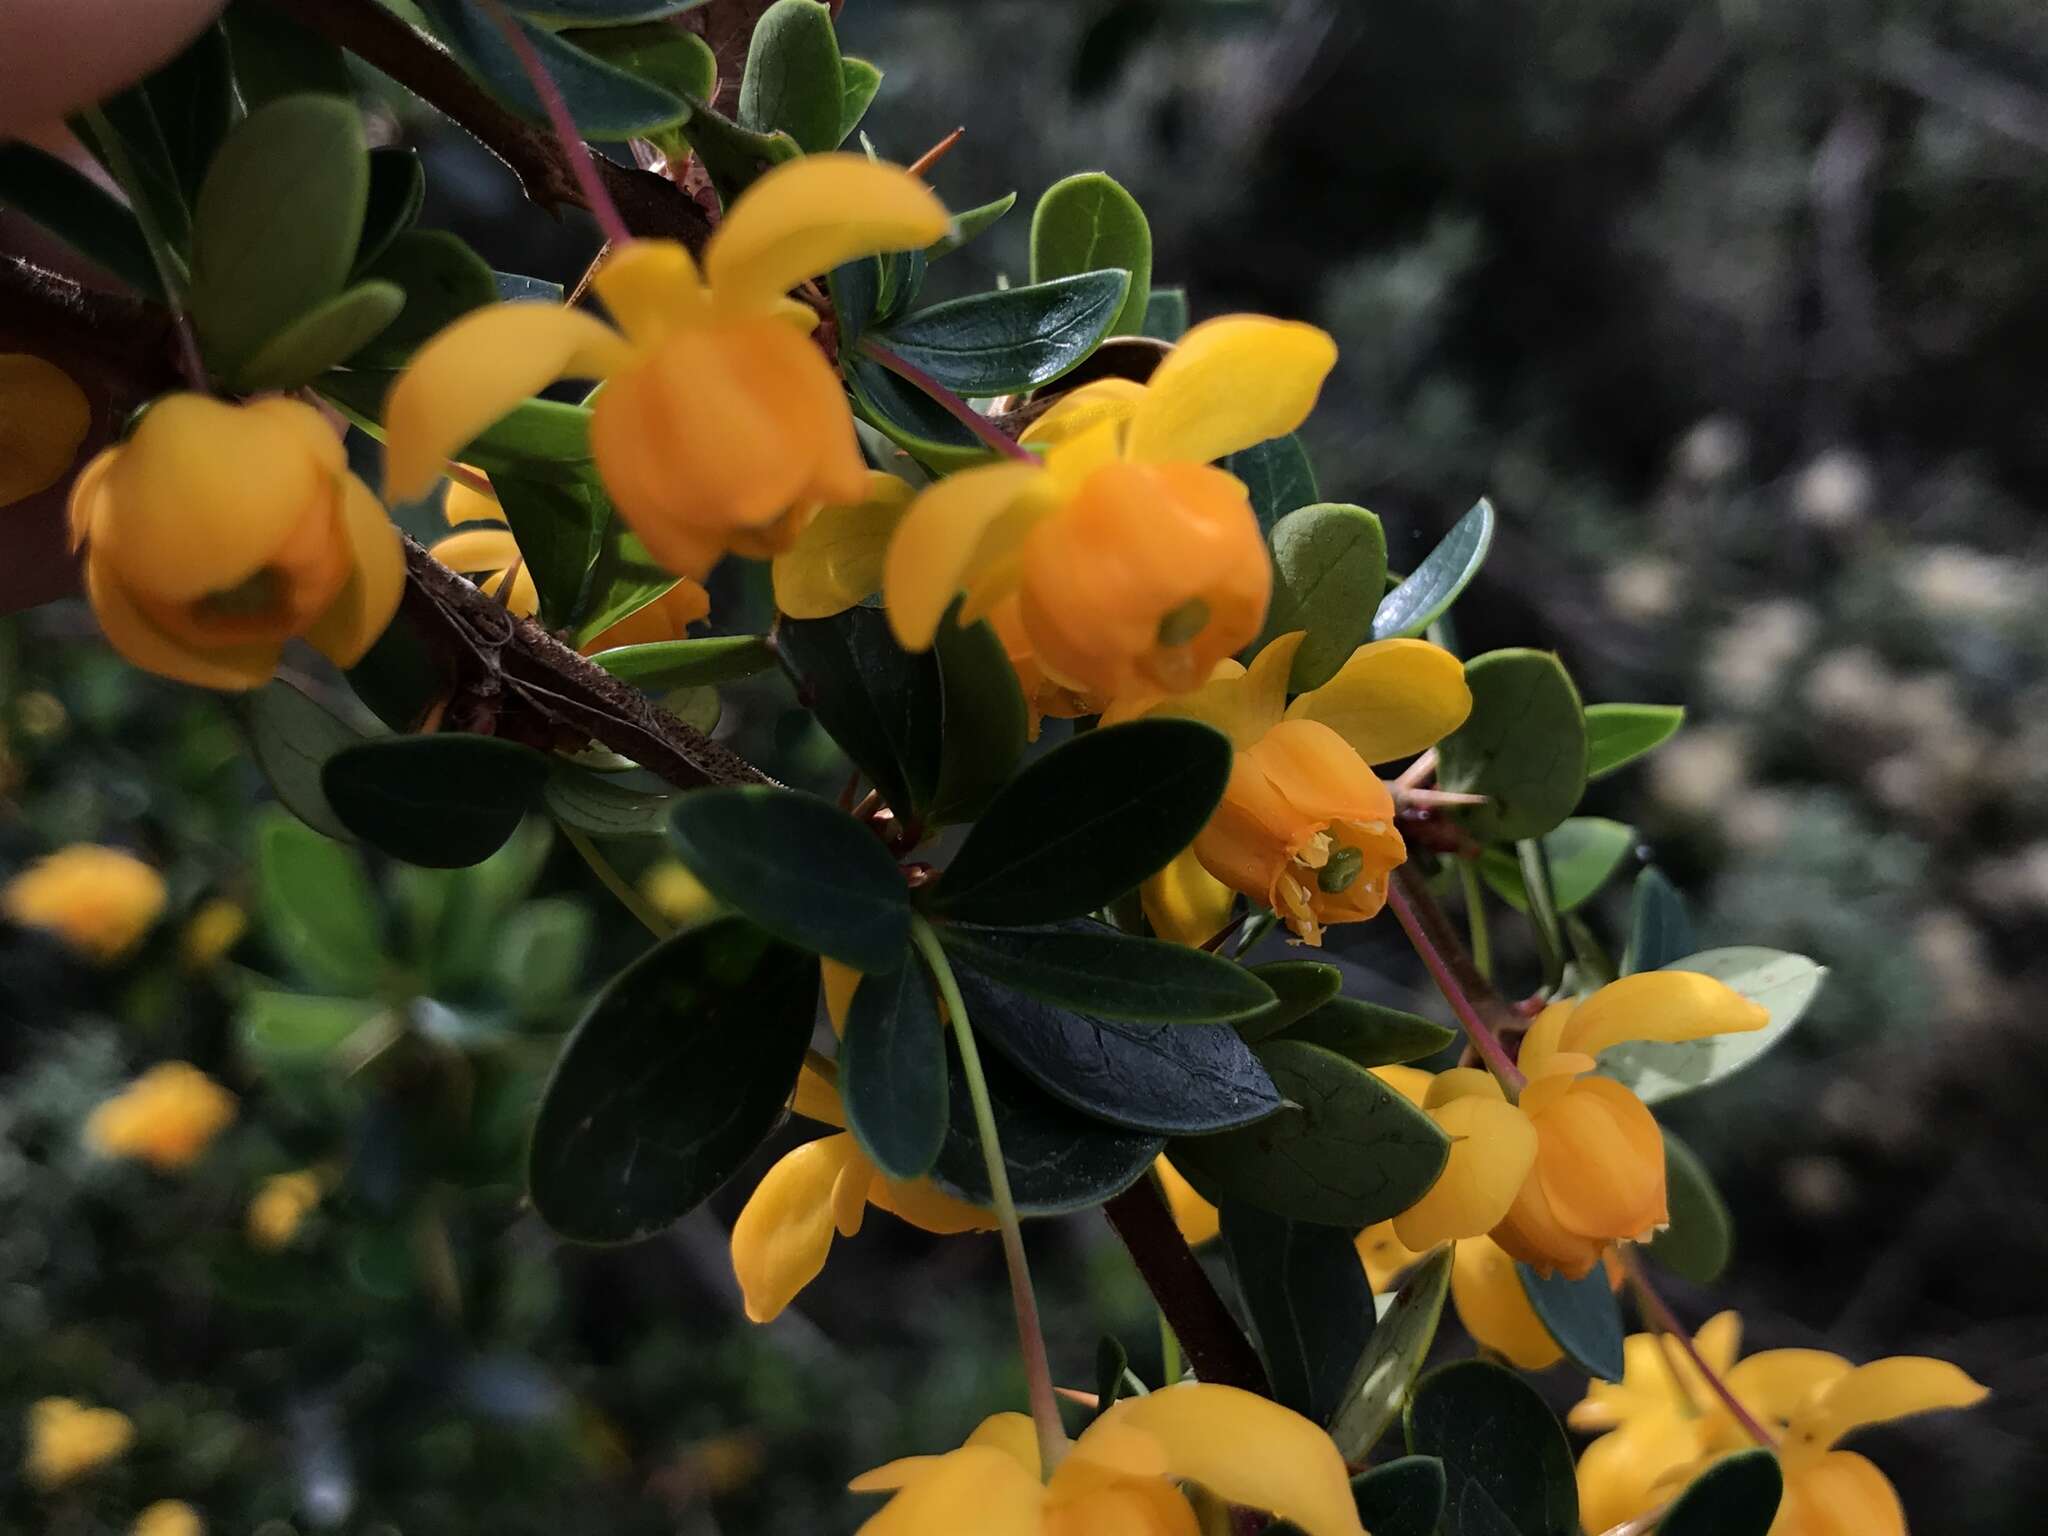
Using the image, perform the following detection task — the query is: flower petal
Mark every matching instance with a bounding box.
[443,476,505,526]
[1156,1156,1221,1247]
[1394,1091,1537,1250]
[772,471,915,618]
[821,957,862,1036]
[1775,1451,1904,1536]
[1452,1235,1563,1372]
[882,463,1047,650]
[1723,1349,1854,1429]
[870,1174,997,1236]
[1788,1357,1989,1455]
[304,474,405,668]
[729,1132,866,1323]
[1559,970,1771,1059]
[0,352,91,507]
[706,154,950,313]
[849,1444,1044,1536]
[1020,378,1146,453]
[1126,316,1336,466]
[383,303,631,501]
[591,238,703,345]
[430,528,520,573]
[85,546,281,690]
[1122,632,1303,748]
[791,1063,846,1128]
[1141,847,1238,950]
[1285,638,1472,764]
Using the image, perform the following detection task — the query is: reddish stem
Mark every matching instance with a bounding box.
[1624,1251,1778,1447]
[862,342,1037,463]
[1387,866,1526,1090]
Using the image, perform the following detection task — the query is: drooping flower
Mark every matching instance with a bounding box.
[639,858,720,928]
[85,1062,236,1171]
[386,156,949,581]
[770,470,917,618]
[851,1384,1366,1536]
[1115,630,1471,945]
[67,395,403,689]
[1450,1233,1565,1372]
[133,1500,204,1536]
[247,1168,323,1250]
[23,1397,133,1489]
[4,844,166,962]
[0,352,90,506]
[179,896,246,971]
[883,318,1338,702]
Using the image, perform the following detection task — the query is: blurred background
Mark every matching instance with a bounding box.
[4,0,2045,1530]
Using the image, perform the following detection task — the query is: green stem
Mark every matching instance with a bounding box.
[560,824,673,940]
[1455,859,1493,981]
[79,106,206,388]
[911,916,1068,1470]
[1515,838,1567,989]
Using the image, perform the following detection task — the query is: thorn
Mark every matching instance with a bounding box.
[1054,1387,1099,1409]
[906,126,966,179]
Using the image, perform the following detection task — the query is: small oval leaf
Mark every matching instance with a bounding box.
[1585,702,1685,780]
[1646,1127,1733,1284]
[938,921,1276,1024]
[1659,1449,1783,1536]
[1221,1202,1376,1426]
[590,634,777,690]
[1373,498,1496,640]
[1279,998,1457,1069]
[1235,961,1344,1045]
[840,959,948,1180]
[1256,503,1389,692]
[1437,648,1589,844]
[322,735,550,868]
[1029,171,1153,338]
[868,271,1132,397]
[1225,433,1319,537]
[777,606,943,819]
[234,279,406,392]
[1329,1245,1453,1461]
[1404,1359,1579,1536]
[737,0,844,153]
[1516,1262,1626,1381]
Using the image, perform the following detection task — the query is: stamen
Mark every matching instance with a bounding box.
[1318,846,1364,893]
[1155,597,1211,648]
[196,567,286,621]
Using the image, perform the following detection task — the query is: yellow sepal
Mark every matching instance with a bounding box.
[1125,316,1336,467]
[1285,638,1473,764]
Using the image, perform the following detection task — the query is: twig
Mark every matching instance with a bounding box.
[1101,1178,1270,1395]
[1387,864,1525,1090]
[1624,1251,1778,1448]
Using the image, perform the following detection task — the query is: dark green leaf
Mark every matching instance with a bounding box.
[1660,1449,1782,1536]
[778,605,943,818]
[529,918,815,1242]
[846,350,991,472]
[1479,818,1635,916]
[839,958,948,1179]
[1349,1457,1448,1536]
[1170,1040,1448,1228]
[867,271,1130,397]
[350,228,498,366]
[1330,1245,1452,1460]
[1257,503,1389,691]
[512,0,704,22]
[234,279,405,391]
[1516,1263,1625,1381]
[240,681,375,843]
[344,606,452,733]
[675,92,800,206]
[1094,1335,1141,1414]
[1622,867,1694,975]
[1585,702,1685,781]
[482,474,605,628]
[1646,1127,1732,1283]
[1373,499,1496,641]
[1029,171,1152,338]
[321,735,550,868]
[738,0,843,153]
[495,270,564,302]
[954,966,1280,1136]
[565,19,716,109]
[938,922,1275,1024]
[1437,649,1588,844]
[930,1040,1163,1214]
[590,635,775,689]
[1601,947,1827,1105]
[74,86,191,253]
[668,786,910,971]
[1142,286,1189,341]
[545,766,676,838]
[876,244,925,325]
[576,520,682,647]
[929,614,1028,825]
[500,898,593,1017]
[254,811,383,992]
[419,0,688,139]
[929,719,1232,926]
[143,22,237,204]
[1225,434,1319,537]
[927,191,1017,260]
[1282,998,1457,1069]
[223,1,352,106]
[1235,961,1343,1044]
[1220,1203,1375,1425]
[837,55,883,143]
[830,257,882,351]
[354,148,424,273]
[189,94,368,377]
[319,365,594,478]
[1405,1359,1578,1536]
[0,143,161,297]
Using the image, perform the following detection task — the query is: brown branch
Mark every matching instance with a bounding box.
[1103,1178,1270,1395]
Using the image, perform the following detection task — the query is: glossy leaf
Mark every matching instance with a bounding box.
[1225,433,1319,537]
[928,614,1028,825]
[738,0,843,153]
[1516,1263,1625,1381]
[1030,171,1153,338]
[1169,1040,1448,1228]
[486,473,606,629]
[240,681,374,843]
[1142,286,1189,341]
[1660,1449,1782,1536]
[419,0,688,139]
[954,966,1280,1136]
[1221,1203,1376,1425]
[1479,818,1635,916]
[830,256,882,350]
[529,918,815,1242]
[1437,648,1588,844]
[1235,961,1343,1045]
[1373,499,1496,640]
[1348,1457,1448,1536]
[590,635,775,690]
[544,767,676,838]
[839,958,948,1180]
[0,142,161,297]
[1585,702,1685,781]
[1600,947,1827,1105]
[867,271,1131,397]
[1281,998,1457,1069]
[566,19,716,107]
[846,350,991,472]
[1330,1245,1453,1460]
[929,719,1232,926]
[254,811,383,993]
[1646,1127,1732,1283]
[927,191,1017,260]
[675,93,800,206]
[575,522,683,647]
[354,148,424,274]
[322,735,550,868]
[1404,1359,1579,1536]
[1256,503,1390,691]
[351,228,498,366]
[938,922,1274,1024]
[1622,867,1695,975]
[778,605,943,819]
[1094,1334,1143,1412]
[837,56,883,144]
[233,279,405,392]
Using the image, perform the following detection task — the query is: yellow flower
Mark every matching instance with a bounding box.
[386,155,949,581]
[429,473,710,647]
[883,317,1339,702]
[1569,1311,1742,1531]
[133,1500,204,1536]
[1156,1157,1219,1247]
[1354,1220,1423,1291]
[730,1066,993,1322]
[0,352,91,506]
[247,1169,323,1250]
[639,858,720,928]
[770,471,917,618]
[989,593,1107,740]
[85,1062,236,1171]
[180,896,247,971]
[851,1384,1366,1536]
[23,1397,133,1489]
[1119,631,1471,946]
[1450,1234,1565,1372]
[4,844,166,962]
[67,395,403,690]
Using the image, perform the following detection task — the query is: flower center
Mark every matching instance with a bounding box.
[1154,596,1211,648]
[1318,845,1364,893]
[194,566,288,624]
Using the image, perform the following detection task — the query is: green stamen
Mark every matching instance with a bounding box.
[1318,845,1365,894]
[1155,597,1211,648]
[195,567,287,621]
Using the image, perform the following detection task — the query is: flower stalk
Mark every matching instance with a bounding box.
[862,341,1038,463]
[1622,1250,1778,1447]
[1387,864,1526,1091]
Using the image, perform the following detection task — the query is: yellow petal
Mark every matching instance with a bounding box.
[1087,1384,1365,1536]
[1723,1349,1854,1428]
[881,463,1047,650]
[791,1063,846,1128]
[1393,1091,1536,1250]
[1373,1064,1432,1108]
[870,1173,996,1236]
[1696,1310,1744,1378]
[1141,847,1238,950]
[821,957,862,1036]
[729,1132,866,1323]
[706,154,950,313]
[85,546,281,690]
[967,1412,1045,1479]
[0,352,91,506]
[1787,1357,1989,1455]
[1155,1156,1221,1247]
[1020,377,1147,452]
[430,527,520,573]
[1559,970,1771,1059]
[1125,316,1337,466]
[850,1445,1045,1536]
[1574,1411,1705,1534]
[384,303,632,501]
[1285,639,1473,764]
[1129,632,1303,749]
[1516,997,1578,1080]
[1452,1235,1563,1371]
[591,238,704,345]
[304,473,404,668]
[772,471,915,618]
[1773,1451,1904,1536]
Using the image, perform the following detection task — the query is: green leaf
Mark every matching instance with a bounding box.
[778,606,943,819]
[233,279,404,392]
[0,143,161,297]
[1479,818,1635,916]
[667,786,910,972]
[575,521,682,647]
[350,228,498,366]
[929,720,1232,927]
[1256,503,1389,691]
[927,191,1016,260]
[530,918,816,1242]
[1600,947,1827,1105]
[223,1,352,107]
[146,22,238,204]
[1437,649,1588,844]
[929,614,1028,825]
[240,681,374,843]
[1029,171,1153,339]
[318,366,595,475]
[1585,703,1685,781]
[830,257,882,350]
[1405,1359,1579,1536]
[930,1041,1163,1214]
[590,635,775,690]
[419,0,688,139]
[514,1,704,25]
[565,19,716,109]
[499,898,593,1018]
[1348,1457,1448,1536]
[189,94,368,378]
[486,474,606,629]
[737,0,843,153]
[1169,1040,1448,1228]
[321,735,551,868]
[75,85,191,254]
[836,56,883,144]
[1646,1127,1732,1283]
[1220,1203,1375,1425]
[867,271,1131,397]
[675,92,801,206]
[937,922,1276,1024]
[954,967,1280,1136]
[354,148,424,274]
[1622,867,1694,976]
[1094,1335,1142,1413]
[1329,1245,1452,1460]
[1141,287,1189,341]
[545,766,676,838]
[238,991,385,1072]
[1225,434,1319,537]
[846,350,991,472]
[1373,499,1496,640]
[1281,998,1457,1069]
[1235,961,1343,1044]
[254,811,384,992]
[1660,1449,1782,1536]
[839,958,948,1179]
[1516,1263,1625,1381]
[343,606,450,733]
